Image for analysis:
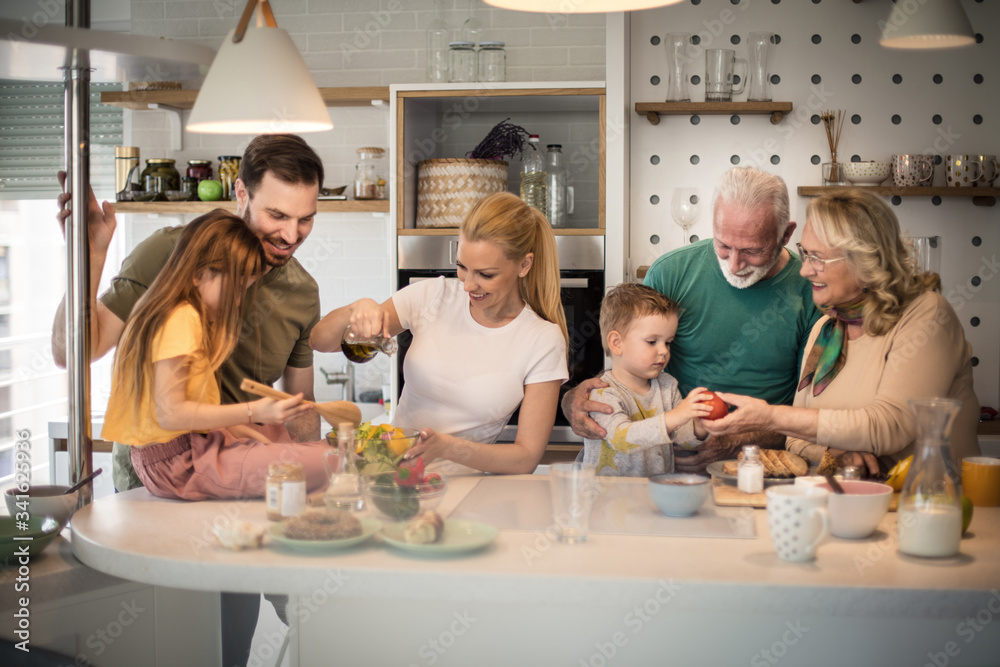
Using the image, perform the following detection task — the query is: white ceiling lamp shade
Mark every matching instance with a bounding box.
[187,0,332,134]
[483,0,684,12]
[879,0,975,49]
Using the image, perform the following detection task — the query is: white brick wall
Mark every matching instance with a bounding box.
[124,0,607,401]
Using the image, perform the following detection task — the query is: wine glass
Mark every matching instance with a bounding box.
[671,188,699,246]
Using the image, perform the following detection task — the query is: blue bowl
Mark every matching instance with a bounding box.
[648,473,711,517]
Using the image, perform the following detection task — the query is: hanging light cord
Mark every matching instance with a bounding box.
[233,0,278,43]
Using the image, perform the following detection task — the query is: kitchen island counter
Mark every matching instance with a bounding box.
[71,473,1000,666]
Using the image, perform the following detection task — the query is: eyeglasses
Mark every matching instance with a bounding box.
[796,243,847,272]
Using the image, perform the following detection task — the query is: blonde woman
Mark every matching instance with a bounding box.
[311,192,569,474]
[705,189,980,474]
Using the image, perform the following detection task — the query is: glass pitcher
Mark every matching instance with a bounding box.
[897,398,963,558]
[323,423,364,511]
[341,324,398,364]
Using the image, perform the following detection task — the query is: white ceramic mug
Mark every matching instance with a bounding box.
[891,154,934,187]
[766,486,829,562]
[972,154,999,188]
[945,154,983,187]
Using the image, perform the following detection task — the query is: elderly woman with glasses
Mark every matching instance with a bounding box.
[704,189,980,475]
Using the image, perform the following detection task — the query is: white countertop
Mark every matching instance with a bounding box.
[69,474,1000,666]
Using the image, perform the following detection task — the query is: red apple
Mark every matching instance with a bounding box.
[703,391,729,420]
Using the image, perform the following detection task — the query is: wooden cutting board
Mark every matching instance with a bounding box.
[712,481,899,510]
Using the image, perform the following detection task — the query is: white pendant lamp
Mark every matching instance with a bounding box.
[187,0,332,134]
[879,0,975,49]
[484,0,683,12]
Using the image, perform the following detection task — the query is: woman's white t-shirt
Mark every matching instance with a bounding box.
[392,276,568,448]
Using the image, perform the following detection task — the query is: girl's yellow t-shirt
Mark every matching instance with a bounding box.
[102,303,220,446]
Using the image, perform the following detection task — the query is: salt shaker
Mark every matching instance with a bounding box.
[738,444,764,493]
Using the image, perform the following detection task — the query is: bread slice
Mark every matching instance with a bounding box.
[817,450,838,476]
[722,460,739,477]
[779,451,809,477]
[761,450,791,478]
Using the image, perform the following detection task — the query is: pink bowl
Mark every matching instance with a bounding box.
[818,480,893,539]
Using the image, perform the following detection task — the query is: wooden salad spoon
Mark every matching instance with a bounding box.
[240,378,362,428]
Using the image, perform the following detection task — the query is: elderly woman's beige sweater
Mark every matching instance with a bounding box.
[786,291,980,470]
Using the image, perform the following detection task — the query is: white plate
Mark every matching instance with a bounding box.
[268,517,381,552]
[706,459,808,486]
[380,519,498,555]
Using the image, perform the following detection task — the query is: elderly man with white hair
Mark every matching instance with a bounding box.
[563,167,820,471]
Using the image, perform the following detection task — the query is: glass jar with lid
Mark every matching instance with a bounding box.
[354,147,387,200]
[140,158,180,194]
[477,41,506,82]
[218,155,241,200]
[265,462,306,521]
[448,41,477,83]
[186,159,213,183]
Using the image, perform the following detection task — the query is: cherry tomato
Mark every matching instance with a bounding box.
[703,391,729,421]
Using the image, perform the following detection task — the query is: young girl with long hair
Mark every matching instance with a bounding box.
[101,210,330,500]
[310,192,569,475]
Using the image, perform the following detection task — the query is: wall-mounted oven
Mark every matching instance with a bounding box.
[397,235,605,444]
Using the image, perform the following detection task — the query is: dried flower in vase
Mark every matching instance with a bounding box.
[820,109,846,185]
[820,109,846,164]
[468,118,531,161]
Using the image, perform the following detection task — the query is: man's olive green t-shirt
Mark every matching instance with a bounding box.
[643,238,820,406]
[100,225,320,404]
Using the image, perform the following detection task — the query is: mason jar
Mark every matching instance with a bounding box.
[140,158,179,194]
[448,41,477,83]
[354,147,387,200]
[477,41,506,82]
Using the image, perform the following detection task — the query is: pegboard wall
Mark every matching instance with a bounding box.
[629,0,1000,409]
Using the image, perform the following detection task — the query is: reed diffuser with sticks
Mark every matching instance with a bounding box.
[820,109,846,185]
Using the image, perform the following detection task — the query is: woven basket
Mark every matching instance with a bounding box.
[416,158,509,228]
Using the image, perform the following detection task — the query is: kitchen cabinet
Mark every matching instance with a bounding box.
[392,83,606,236]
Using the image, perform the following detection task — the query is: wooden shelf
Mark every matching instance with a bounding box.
[798,186,998,207]
[113,199,389,214]
[635,101,793,125]
[398,227,604,236]
[101,86,391,111]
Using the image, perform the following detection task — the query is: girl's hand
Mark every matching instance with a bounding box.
[348,298,390,339]
[702,392,775,436]
[250,394,313,425]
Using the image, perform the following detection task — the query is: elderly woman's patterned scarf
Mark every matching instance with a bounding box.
[798,295,867,397]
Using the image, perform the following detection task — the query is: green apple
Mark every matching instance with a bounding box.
[961,496,973,535]
[198,179,223,201]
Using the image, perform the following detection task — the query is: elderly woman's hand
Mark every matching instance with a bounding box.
[828,448,880,478]
[701,392,775,436]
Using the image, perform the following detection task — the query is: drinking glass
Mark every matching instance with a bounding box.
[549,462,598,543]
[747,32,773,102]
[671,188,699,245]
[664,33,691,102]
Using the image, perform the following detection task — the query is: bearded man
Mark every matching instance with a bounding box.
[563,166,820,470]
